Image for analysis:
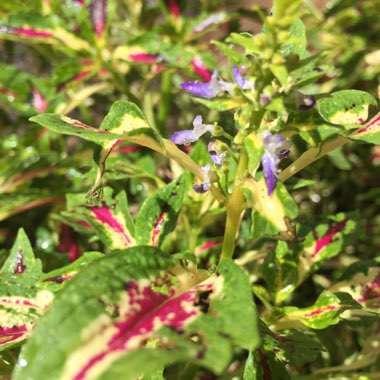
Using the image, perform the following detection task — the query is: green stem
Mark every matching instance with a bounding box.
[220,148,248,261]
[157,70,172,135]
[279,136,349,182]
[142,90,157,131]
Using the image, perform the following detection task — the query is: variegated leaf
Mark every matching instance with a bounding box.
[242,178,298,240]
[297,214,356,284]
[0,230,52,351]
[318,90,377,126]
[350,111,380,145]
[29,100,162,206]
[281,292,361,329]
[64,188,136,250]
[1,229,41,276]
[13,247,259,380]
[328,261,380,311]
[135,177,186,246]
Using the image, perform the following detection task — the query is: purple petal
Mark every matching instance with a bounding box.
[181,82,215,99]
[232,66,246,89]
[298,94,316,112]
[262,153,278,195]
[193,182,211,194]
[208,142,226,165]
[210,152,225,165]
[169,130,198,145]
[263,133,290,159]
[88,0,107,38]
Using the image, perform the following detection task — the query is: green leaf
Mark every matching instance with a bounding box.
[263,242,298,304]
[242,178,298,240]
[297,214,357,284]
[282,292,361,329]
[30,100,163,206]
[244,133,264,173]
[29,101,161,145]
[13,248,258,379]
[135,176,186,246]
[318,90,377,125]
[212,41,249,64]
[280,19,307,58]
[226,33,262,56]
[350,111,380,145]
[0,229,53,351]
[269,64,288,87]
[1,229,41,276]
[244,349,290,380]
[194,96,245,111]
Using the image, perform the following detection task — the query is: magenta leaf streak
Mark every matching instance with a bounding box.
[312,220,346,258]
[68,280,212,380]
[151,211,169,246]
[357,114,380,134]
[91,206,134,247]
[303,305,339,317]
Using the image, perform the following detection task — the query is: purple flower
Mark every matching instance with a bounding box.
[262,132,291,195]
[208,142,226,166]
[295,91,315,111]
[193,164,212,194]
[170,115,214,146]
[232,66,254,90]
[181,71,233,99]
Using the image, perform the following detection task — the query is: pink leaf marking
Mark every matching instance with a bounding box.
[304,305,339,317]
[152,64,166,75]
[191,58,212,82]
[165,0,180,18]
[43,273,75,284]
[357,271,380,303]
[12,27,53,39]
[71,119,92,129]
[14,250,26,274]
[71,281,210,380]
[129,53,160,63]
[197,240,222,253]
[110,141,139,156]
[258,350,271,380]
[0,298,36,308]
[59,225,80,262]
[32,88,48,112]
[312,220,347,258]
[91,206,133,247]
[0,87,16,97]
[151,211,168,246]
[71,69,91,82]
[0,324,28,345]
[356,114,380,134]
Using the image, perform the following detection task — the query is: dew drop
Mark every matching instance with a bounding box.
[19,358,28,367]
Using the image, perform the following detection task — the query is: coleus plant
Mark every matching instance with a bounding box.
[1,0,380,379]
